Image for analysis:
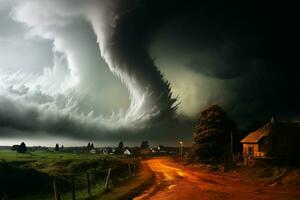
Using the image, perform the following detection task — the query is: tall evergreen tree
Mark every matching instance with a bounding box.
[115,141,124,154]
[191,105,236,163]
[54,144,59,151]
[118,141,124,149]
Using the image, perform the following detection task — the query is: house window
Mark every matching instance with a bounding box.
[248,147,254,156]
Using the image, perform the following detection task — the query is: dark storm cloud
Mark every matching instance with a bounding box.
[148,1,300,121]
[102,0,299,121]
[91,0,298,128]
[0,0,299,143]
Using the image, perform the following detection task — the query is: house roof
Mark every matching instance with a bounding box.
[241,122,272,143]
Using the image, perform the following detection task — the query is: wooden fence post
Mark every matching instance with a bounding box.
[105,168,111,190]
[71,175,76,200]
[86,173,91,196]
[53,177,61,200]
[128,163,132,176]
[133,164,136,176]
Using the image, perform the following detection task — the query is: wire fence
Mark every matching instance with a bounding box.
[0,162,138,200]
[48,163,137,200]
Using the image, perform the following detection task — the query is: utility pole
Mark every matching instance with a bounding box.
[230,132,233,162]
[180,141,183,158]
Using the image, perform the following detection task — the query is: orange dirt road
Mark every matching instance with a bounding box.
[133,157,300,200]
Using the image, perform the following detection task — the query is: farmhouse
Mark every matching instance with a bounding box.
[124,148,131,155]
[240,118,274,160]
[241,117,300,165]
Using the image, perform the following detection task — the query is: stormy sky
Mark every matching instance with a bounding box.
[0,0,299,146]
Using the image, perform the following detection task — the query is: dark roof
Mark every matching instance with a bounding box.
[241,122,272,143]
[241,118,300,144]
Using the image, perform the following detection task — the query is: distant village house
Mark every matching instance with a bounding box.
[89,149,96,154]
[124,148,131,155]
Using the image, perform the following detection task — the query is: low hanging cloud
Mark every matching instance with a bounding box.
[0,94,113,139]
[0,91,194,142]
[150,1,299,121]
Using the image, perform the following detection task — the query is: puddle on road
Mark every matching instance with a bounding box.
[177,171,185,177]
[168,184,176,190]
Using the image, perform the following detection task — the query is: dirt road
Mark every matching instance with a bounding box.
[133,157,300,200]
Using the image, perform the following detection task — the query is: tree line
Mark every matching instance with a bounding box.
[11,140,150,154]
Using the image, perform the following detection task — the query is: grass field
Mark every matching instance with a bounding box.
[0,150,144,200]
[0,150,110,162]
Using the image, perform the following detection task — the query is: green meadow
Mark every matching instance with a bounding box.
[0,150,139,200]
